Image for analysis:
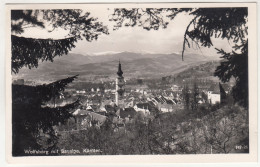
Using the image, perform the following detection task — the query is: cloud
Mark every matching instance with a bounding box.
[19,7,234,57]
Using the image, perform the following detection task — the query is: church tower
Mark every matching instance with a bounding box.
[115,60,125,106]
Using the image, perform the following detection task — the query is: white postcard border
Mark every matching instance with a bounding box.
[5,2,258,165]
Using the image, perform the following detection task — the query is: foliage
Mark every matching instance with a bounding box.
[11,10,109,73]
[182,84,190,110]
[191,82,199,111]
[110,8,248,108]
[12,76,79,156]
[11,9,109,156]
[56,104,248,155]
[110,8,168,31]
[214,41,248,108]
[201,106,249,153]
[11,35,77,73]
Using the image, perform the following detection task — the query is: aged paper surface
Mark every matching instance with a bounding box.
[5,2,257,164]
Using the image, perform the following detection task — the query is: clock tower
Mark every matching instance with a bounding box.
[115,60,125,106]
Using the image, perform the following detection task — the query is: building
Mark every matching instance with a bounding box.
[171,85,180,92]
[115,60,125,106]
[134,103,151,116]
[207,90,220,104]
[116,107,137,123]
[72,109,107,129]
[207,83,227,104]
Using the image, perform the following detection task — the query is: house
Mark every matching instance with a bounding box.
[116,107,137,123]
[76,90,86,94]
[198,98,205,104]
[99,105,107,112]
[158,102,174,113]
[158,96,167,103]
[207,89,220,104]
[72,109,107,129]
[88,112,107,127]
[151,98,159,106]
[112,112,124,126]
[154,97,162,103]
[134,103,151,116]
[90,95,101,105]
[207,83,227,104]
[125,100,135,108]
[90,104,99,112]
[86,105,93,110]
[104,105,116,113]
[72,109,91,130]
[113,123,125,133]
[171,85,180,92]
[166,99,176,105]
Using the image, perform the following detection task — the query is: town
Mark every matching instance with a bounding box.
[38,61,233,142]
[13,61,233,136]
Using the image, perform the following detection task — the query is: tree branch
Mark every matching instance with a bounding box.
[182,16,198,61]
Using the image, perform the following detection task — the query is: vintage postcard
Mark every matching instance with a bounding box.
[5,2,257,164]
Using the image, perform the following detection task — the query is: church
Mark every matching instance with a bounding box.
[115,60,125,107]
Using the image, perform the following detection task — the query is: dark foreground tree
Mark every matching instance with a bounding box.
[12,76,79,156]
[191,82,199,112]
[215,41,248,107]
[11,10,108,156]
[182,84,190,110]
[11,10,109,73]
[110,8,248,108]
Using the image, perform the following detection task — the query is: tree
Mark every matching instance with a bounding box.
[201,106,249,153]
[182,84,190,110]
[137,79,143,85]
[215,42,248,108]
[11,10,109,73]
[110,8,248,108]
[12,76,79,155]
[11,10,108,156]
[191,82,199,112]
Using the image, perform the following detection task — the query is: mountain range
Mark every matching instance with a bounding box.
[13,51,220,82]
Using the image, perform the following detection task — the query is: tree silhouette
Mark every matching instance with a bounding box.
[182,84,190,110]
[12,75,80,155]
[215,42,248,108]
[11,10,109,73]
[11,9,108,156]
[110,8,248,108]
[191,82,199,112]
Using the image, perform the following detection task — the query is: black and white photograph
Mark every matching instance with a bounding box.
[6,2,258,164]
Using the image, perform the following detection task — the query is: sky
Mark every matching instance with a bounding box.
[20,7,233,57]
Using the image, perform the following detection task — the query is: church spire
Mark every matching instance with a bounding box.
[115,60,125,107]
[117,60,123,77]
